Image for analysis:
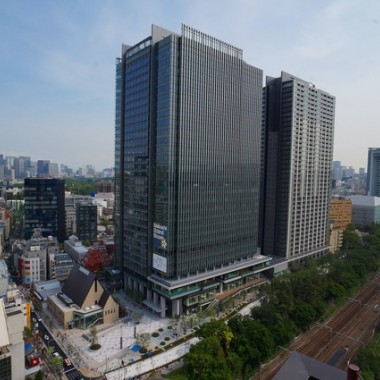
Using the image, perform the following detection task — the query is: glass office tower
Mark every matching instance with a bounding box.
[24,178,65,243]
[115,25,267,317]
[367,148,380,196]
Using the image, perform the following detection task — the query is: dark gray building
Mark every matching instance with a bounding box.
[76,203,97,243]
[115,25,267,317]
[367,147,380,196]
[261,72,335,260]
[24,178,65,242]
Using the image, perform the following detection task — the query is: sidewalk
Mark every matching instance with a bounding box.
[44,291,260,379]
[104,337,199,380]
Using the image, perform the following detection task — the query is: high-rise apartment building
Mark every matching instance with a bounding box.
[115,25,267,317]
[367,148,380,196]
[261,72,335,259]
[24,178,65,242]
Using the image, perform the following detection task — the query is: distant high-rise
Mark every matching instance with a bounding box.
[37,160,50,177]
[332,161,342,181]
[115,25,265,316]
[76,203,97,243]
[24,178,65,242]
[367,148,380,196]
[261,72,335,259]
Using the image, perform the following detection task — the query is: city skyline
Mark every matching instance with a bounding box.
[1,1,380,170]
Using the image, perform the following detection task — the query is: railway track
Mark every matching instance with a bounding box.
[256,275,380,380]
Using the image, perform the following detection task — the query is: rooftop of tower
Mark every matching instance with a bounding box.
[181,24,243,59]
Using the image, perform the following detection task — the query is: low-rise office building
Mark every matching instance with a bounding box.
[49,253,74,281]
[64,235,88,263]
[350,195,380,226]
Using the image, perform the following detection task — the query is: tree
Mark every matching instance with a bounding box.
[196,318,233,355]
[187,336,232,380]
[180,315,189,334]
[267,275,294,314]
[46,346,55,357]
[290,268,326,313]
[290,300,317,331]
[343,229,362,249]
[325,279,346,301]
[34,370,44,380]
[51,355,63,373]
[136,332,151,350]
[196,319,228,339]
[356,340,380,380]
[226,351,243,380]
[170,315,180,336]
[229,315,274,377]
[89,325,99,346]
[131,310,143,324]
[133,290,144,305]
[23,326,33,340]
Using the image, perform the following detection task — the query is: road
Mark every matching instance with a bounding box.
[32,310,83,379]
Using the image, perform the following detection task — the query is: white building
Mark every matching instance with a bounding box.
[0,298,25,380]
[64,235,88,263]
[350,195,380,226]
[0,260,9,297]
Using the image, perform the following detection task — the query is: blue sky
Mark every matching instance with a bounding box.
[1,0,379,171]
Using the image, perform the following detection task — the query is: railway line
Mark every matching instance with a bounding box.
[256,274,380,380]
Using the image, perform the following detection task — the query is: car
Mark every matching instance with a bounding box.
[64,357,71,366]
[53,352,60,357]
[44,335,49,341]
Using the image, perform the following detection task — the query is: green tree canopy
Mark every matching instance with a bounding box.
[357,339,380,380]
[187,336,232,380]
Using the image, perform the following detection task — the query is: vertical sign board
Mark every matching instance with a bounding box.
[153,223,168,249]
[153,253,167,273]
[25,302,31,329]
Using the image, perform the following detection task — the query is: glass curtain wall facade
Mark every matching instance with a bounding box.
[24,178,65,243]
[115,25,263,316]
[367,148,380,196]
[261,72,335,259]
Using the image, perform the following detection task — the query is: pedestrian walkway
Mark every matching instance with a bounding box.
[105,337,199,380]
[46,290,261,379]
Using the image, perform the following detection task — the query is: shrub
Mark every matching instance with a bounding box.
[167,325,172,329]
[159,328,164,332]
[164,336,170,341]
[152,332,159,337]
[160,341,166,346]
[90,343,101,350]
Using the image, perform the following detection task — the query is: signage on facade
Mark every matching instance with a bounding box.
[153,223,168,249]
[153,253,167,273]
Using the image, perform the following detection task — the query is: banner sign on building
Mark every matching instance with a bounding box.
[153,253,167,273]
[153,223,168,249]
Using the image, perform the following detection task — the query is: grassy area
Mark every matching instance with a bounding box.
[163,364,190,380]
